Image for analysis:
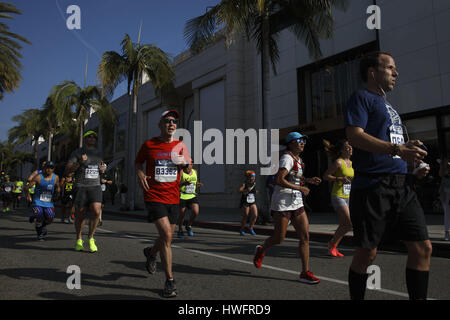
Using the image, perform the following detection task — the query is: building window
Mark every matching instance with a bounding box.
[298,42,377,124]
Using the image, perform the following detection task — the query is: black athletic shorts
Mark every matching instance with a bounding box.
[145,201,180,224]
[180,197,199,209]
[349,174,429,249]
[73,186,103,208]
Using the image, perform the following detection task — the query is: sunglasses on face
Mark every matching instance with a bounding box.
[163,119,178,125]
[293,138,306,144]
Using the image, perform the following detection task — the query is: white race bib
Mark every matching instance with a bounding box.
[292,190,303,205]
[343,184,351,196]
[246,193,255,203]
[155,159,177,182]
[185,183,196,194]
[4,187,11,192]
[39,191,52,202]
[101,184,106,192]
[85,166,99,179]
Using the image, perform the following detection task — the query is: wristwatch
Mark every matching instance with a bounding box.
[390,143,401,157]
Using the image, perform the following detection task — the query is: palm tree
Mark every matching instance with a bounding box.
[50,80,116,148]
[97,31,174,209]
[0,2,31,100]
[184,0,348,129]
[8,108,45,169]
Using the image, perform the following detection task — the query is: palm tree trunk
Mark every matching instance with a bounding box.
[127,91,138,210]
[33,137,39,170]
[47,132,53,161]
[261,12,271,130]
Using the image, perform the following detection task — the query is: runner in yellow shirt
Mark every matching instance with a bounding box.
[177,163,203,238]
[323,139,354,257]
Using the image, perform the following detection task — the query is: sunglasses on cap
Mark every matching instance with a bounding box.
[163,118,178,125]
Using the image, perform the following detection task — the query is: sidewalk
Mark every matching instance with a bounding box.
[101,203,450,257]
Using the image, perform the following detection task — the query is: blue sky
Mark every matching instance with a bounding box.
[0,0,220,142]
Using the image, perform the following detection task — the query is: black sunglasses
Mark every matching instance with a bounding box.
[163,118,178,125]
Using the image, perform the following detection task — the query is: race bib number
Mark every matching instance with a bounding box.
[155,159,177,182]
[101,184,106,192]
[292,190,303,205]
[185,183,196,194]
[343,184,351,196]
[39,191,52,202]
[85,166,99,179]
[246,193,255,203]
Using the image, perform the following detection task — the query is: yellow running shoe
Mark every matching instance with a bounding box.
[75,239,84,251]
[88,238,98,253]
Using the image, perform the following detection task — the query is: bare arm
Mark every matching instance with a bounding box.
[136,162,150,192]
[346,126,427,163]
[275,168,309,195]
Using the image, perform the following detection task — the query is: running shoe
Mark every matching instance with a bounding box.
[143,247,157,274]
[253,245,265,269]
[239,229,246,236]
[75,239,84,251]
[163,278,177,298]
[177,230,185,239]
[299,270,321,284]
[186,226,194,237]
[248,228,256,236]
[328,243,344,258]
[69,214,75,223]
[88,238,98,253]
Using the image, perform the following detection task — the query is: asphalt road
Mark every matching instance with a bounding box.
[1,207,450,301]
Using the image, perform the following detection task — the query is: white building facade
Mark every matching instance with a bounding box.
[107,0,450,213]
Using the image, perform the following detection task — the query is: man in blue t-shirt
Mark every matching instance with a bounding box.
[344,51,432,300]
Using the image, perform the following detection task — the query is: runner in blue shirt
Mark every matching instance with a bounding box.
[345,51,431,300]
[27,161,61,241]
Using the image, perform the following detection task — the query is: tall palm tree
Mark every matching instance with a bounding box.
[97,31,174,209]
[0,2,31,100]
[50,80,116,148]
[8,108,45,169]
[184,0,348,129]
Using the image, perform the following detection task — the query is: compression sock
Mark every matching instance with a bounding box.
[348,268,368,300]
[405,268,429,300]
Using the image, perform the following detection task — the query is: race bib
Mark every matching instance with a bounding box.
[292,190,303,205]
[85,166,99,179]
[39,191,52,202]
[343,184,351,196]
[4,187,11,192]
[185,183,196,194]
[101,184,106,192]
[155,159,177,182]
[246,193,255,203]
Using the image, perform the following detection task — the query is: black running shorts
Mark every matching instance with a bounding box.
[145,201,180,224]
[73,186,103,208]
[349,176,429,249]
[180,197,199,209]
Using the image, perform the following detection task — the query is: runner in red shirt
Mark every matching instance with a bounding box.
[136,109,190,298]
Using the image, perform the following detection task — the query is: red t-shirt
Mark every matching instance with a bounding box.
[135,137,190,204]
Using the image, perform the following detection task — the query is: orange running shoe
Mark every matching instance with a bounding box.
[253,245,265,268]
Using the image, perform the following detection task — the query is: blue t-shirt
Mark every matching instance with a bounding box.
[344,89,407,189]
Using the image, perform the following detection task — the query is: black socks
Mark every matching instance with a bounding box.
[405,268,429,300]
[348,268,368,300]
